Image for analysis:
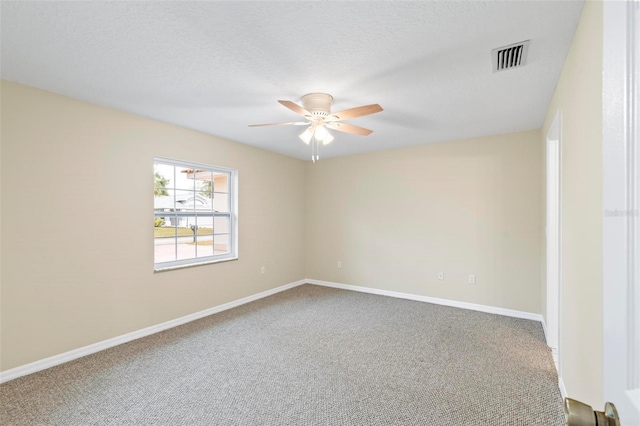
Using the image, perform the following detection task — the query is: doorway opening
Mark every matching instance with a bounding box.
[546,111,561,372]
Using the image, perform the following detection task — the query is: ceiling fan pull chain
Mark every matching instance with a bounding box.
[312,137,316,163]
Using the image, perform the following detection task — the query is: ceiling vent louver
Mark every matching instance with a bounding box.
[492,40,530,72]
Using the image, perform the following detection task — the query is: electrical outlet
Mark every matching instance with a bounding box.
[468,274,476,284]
[337,261,342,268]
[438,272,444,280]
[260,266,266,275]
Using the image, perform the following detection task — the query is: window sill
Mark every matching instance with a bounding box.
[154,256,238,273]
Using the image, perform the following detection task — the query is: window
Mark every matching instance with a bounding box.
[154,157,237,270]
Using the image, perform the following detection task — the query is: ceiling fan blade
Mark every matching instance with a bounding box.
[248,121,309,127]
[326,122,373,136]
[326,104,383,122]
[278,100,312,117]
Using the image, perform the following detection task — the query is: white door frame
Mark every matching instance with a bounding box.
[603,1,640,424]
[546,111,562,373]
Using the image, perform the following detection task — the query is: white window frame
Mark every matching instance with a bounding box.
[153,157,238,271]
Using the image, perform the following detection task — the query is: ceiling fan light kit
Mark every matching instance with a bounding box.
[299,127,313,144]
[249,93,383,162]
[313,123,329,141]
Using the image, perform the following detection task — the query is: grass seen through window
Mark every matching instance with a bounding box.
[154,227,213,238]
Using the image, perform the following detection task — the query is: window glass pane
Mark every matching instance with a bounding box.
[177,244,196,261]
[154,220,177,238]
[213,172,229,193]
[196,242,214,258]
[180,215,198,233]
[194,194,213,213]
[177,216,197,260]
[194,219,213,236]
[214,216,229,234]
[195,238,214,258]
[195,219,214,235]
[154,221,177,263]
[155,240,177,263]
[175,190,196,212]
[197,171,214,202]
[194,217,214,258]
[154,214,173,229]
[163,215,182,229]
[214,234,229,255]
[175,166,197,191]
[213,193,229,212]
[154,193,174,211]
[198,191,213,209]
[154,164,174,191]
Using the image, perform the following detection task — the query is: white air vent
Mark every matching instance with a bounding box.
[492,40,530,72]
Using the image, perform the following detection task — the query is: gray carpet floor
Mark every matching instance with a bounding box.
[0,284,564,425]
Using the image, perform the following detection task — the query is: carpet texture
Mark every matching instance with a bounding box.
[0,285,564,425]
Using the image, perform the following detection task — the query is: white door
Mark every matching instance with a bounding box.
[603,1,640,424]
[546,112,561,371]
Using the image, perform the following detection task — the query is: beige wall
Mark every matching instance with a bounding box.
[305,130,543,314]
[1,3,604,393]
[541,1,603,407]
[0,81,306,371]
[0,81,546,374]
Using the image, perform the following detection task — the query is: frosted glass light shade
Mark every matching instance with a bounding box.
[322,133,334,145]
[314,125,328,141]
[299,127,313,144]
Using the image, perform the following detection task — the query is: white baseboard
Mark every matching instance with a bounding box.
[0,278,546,384]
[541,318,566,403]
[559,377,568,400]
[0,279,307,384]
[550,347,559,370]
[540,319,560,371]
[541,318,548,342]
[306,279,544,322]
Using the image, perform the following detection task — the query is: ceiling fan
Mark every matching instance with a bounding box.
[249,93,383,162]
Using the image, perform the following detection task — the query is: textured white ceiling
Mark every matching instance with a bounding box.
[1,1,583,160]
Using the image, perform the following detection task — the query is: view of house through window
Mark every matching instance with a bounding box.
[154,157,237,270]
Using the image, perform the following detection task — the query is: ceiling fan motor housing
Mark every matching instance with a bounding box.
[301,93,333,117]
